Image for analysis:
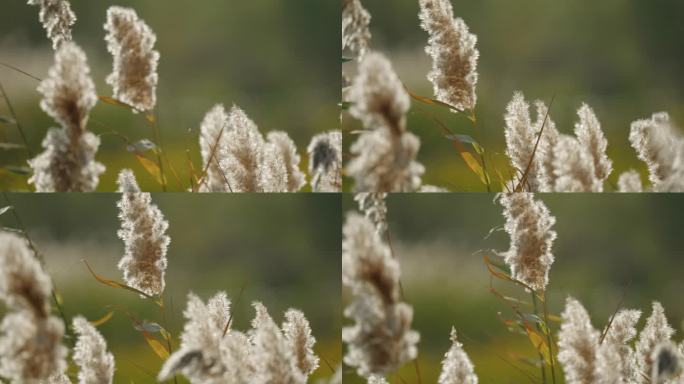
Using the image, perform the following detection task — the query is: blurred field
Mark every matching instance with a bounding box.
[0,193,341,383]
[0,0,340,191]
[342,194,684,383]
[342,0,684,191]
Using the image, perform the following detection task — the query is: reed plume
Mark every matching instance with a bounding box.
[596,309,641,383]
[437,328,478,384]
[198,104,230,192]
[635,302,674,383]
[498,193,556,291]
[342,0,372,59]
[104,6,159,112]
[0,232,67,382]
[617,170,643,193]
[650,342,682,383]
[267,132,307,192]
[367,376,389,384]
[535,100,561,192]
[347,52,427,192]
[557,297,600,384]
[342,213,419,377]
[504,92,542,190]
[27,0,76,49]
[553,135,602,192]
[116,169,170,297]
[629,112,684,191]
[282,309,320,377]
[308,130,342,192]
[354,192,388,234]
[72,316,115,384]
[29,42,105,192]
[574,104,613,183]
[418,0,479,112]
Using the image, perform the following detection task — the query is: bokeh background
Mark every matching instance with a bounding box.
[342,0,684,191]
[0,0,340,191]
[342,194,684,383]
[0,193,341,383]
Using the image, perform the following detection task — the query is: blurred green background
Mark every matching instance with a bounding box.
[342,0,684,191]
[0,193,341,383]
[0,0,340,191]
[342,194,684,383]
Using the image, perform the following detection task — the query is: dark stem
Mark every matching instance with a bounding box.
[542,291,557,384]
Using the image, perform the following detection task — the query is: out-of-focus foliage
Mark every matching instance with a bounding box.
[0,0,339,191]
[342,194,684,383]
[342,0,684,191]
[0,194,341,383]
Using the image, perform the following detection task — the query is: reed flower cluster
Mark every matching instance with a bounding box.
[504,92,612,192]
[342,0,372,59]
[104,6,159,112]
[498,192,557,291]
[418,0,479,112]
[307,130,343,192]
[28,42,105,192]
[558,298,683,384]
[343,194,479,382]
[116,169,170,296]
[27,0,76,49]
[198,104,320,192]
[0,232,67,382]
[158,293,319,384]
[346,52,428,192]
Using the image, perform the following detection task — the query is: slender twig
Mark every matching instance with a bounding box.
[158,294,178,384]
[515,95,556,192]
[531,292,547,384]
[0,80,32,158]
[542,291,557,384]
[147,111,167,191]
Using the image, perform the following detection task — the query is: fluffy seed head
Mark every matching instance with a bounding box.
[0,311,67,382]
[557,297,600,384]
[72,316,115,384]
[617,170,643,193]
[629,112,683,188]
[348,52,410,134]
[534,101,561,192]
[158,292,231,383]
[27,0,76,49]
[198,104,230,192]
[575,103,613,183]
[342,213,419,377]
[116,169,170,296]
[419,0,479,111]
[266,131,306,192]
[308,131,342,192]
[38,42,97,136]
[499,193,556,291]
[218,105,265,192]
[552,136,602,192]
[251,302,305,384]
[0,232,52,317]
[504,92,543,191]
[437,328,478,384]
[636,302,674,382]
[651,342,682,384]
[347,128,425,192]
[282,309,319,377]
[342,0,372,59]
[354,192,388,235]
[104,6,159,112]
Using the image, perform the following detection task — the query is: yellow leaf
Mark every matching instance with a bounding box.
[135,155,165,186]
[143,331,169,360]
[82,260,155,300]
[525,325,551,365]
[91,311,114,327]
[98,95,133,109]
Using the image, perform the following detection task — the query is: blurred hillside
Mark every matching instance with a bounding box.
[0,193,341,383]
[342,0,684,191]
[0,0,340,191]
[342,194,684,383]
